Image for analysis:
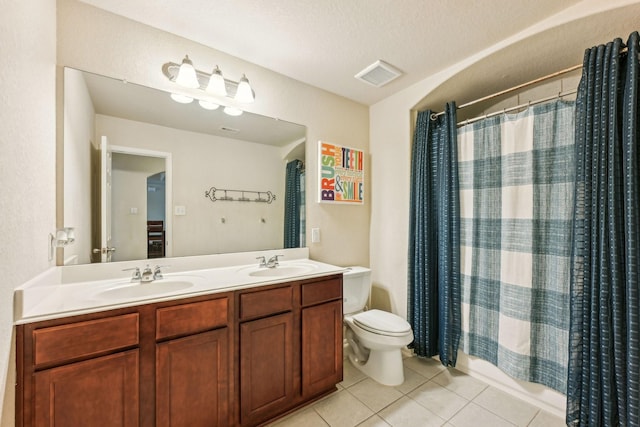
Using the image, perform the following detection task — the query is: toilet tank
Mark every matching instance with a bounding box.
[342,266,371,315]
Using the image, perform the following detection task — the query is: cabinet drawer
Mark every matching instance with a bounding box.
[302,277,342,306]
[156,297,228,340]
[33,313,139,368]
[239,286,293,320]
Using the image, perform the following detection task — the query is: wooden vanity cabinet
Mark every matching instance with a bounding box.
[16,309,141,427]
[16,293,233,427]
[235,275,343,426]
[301,276,344,398]
[17,274,343,427]
[237,284,296,426]
[155,296,231,427]
[34,350,140,426]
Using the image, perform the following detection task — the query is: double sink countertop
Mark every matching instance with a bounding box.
[14,248,345,324]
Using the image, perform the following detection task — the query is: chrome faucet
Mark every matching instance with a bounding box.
[256,256,267,268]
[123,266,142,282]
[140,265,154,282]
[266,254,283,268]
[153,265,168,280]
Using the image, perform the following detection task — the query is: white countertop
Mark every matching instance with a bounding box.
[14,249,346,324]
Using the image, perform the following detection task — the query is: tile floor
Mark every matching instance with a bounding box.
[268,356,566,427]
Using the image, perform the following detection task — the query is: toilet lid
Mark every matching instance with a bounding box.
[353,309,412,337]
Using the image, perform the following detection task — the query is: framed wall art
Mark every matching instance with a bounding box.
[317,140,364,204]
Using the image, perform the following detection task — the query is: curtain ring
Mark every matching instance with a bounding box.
[430,113,437,121]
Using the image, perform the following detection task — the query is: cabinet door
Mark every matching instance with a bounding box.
[302,300,343,397]
[34,350,139,427]
[239,312,294,426]
[156,328,229,427]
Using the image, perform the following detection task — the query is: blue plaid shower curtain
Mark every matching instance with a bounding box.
[457,100,575,392]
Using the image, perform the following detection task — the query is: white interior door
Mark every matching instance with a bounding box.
[99,135,115,262]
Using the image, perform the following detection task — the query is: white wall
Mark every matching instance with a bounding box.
[0,1,57,425]
[57,0,370,268]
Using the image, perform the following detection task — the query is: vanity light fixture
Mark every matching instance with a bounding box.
[206,66,227,97]
[170,93,194,104]
[223,106,243,116]
[175,55,200,88]
[198,99,220,110]
[163,55,255,107]
[235,74,255,103]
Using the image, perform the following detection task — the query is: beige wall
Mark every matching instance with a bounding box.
[0,1,57,425]
[57,0,370,269]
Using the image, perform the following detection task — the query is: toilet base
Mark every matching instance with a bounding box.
[346,344,405,386]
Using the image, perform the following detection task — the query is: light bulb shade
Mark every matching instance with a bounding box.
[235,74,255,103]
[198,99,220,110]
[175,55,200,88]
[206,66,227,97]
[223,106,243,116]
[170,93,194,104]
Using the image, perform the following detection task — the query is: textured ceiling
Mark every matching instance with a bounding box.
[77,0,599,105]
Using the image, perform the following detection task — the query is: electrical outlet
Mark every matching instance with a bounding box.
[311,228,320,243]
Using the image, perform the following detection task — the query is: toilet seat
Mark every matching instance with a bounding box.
[352,309,412,337]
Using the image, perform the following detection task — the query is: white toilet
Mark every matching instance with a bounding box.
[343,266,414,386]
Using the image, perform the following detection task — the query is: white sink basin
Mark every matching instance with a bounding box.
[91,276,200,300]
[239,262,318,278]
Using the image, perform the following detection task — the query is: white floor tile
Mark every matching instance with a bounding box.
[402,356,447,380]
[348,378,404,412]
[431,368,488,400]
[528,410,566,427]
[473,387,539,426]
[408,381,470,421]
[394,366,429,394]
[267,356,566,427]
[314,389,375,427]
[356,415,391,427]
[449,402,515,427]
[267,407,329,427]
[378,396,446,427]
[340,359,367,388]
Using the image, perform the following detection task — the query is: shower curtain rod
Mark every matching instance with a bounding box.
[457,88,577,127]
[429,63,581,120]
[430,46,629,120]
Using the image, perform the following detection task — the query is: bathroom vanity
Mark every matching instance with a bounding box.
[14,257,344,427]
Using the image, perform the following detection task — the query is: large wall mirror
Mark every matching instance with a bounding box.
[62,67,306,265]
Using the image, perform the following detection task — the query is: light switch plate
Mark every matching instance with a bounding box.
[311,228,320,243]
[174,205,186,216]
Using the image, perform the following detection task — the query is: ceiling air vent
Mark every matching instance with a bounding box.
[355,60,402,87]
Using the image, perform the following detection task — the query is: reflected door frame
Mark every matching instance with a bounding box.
[110,144,173,260]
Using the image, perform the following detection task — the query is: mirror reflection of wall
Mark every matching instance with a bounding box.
[62,67,306,265]
[110,153,165,262]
